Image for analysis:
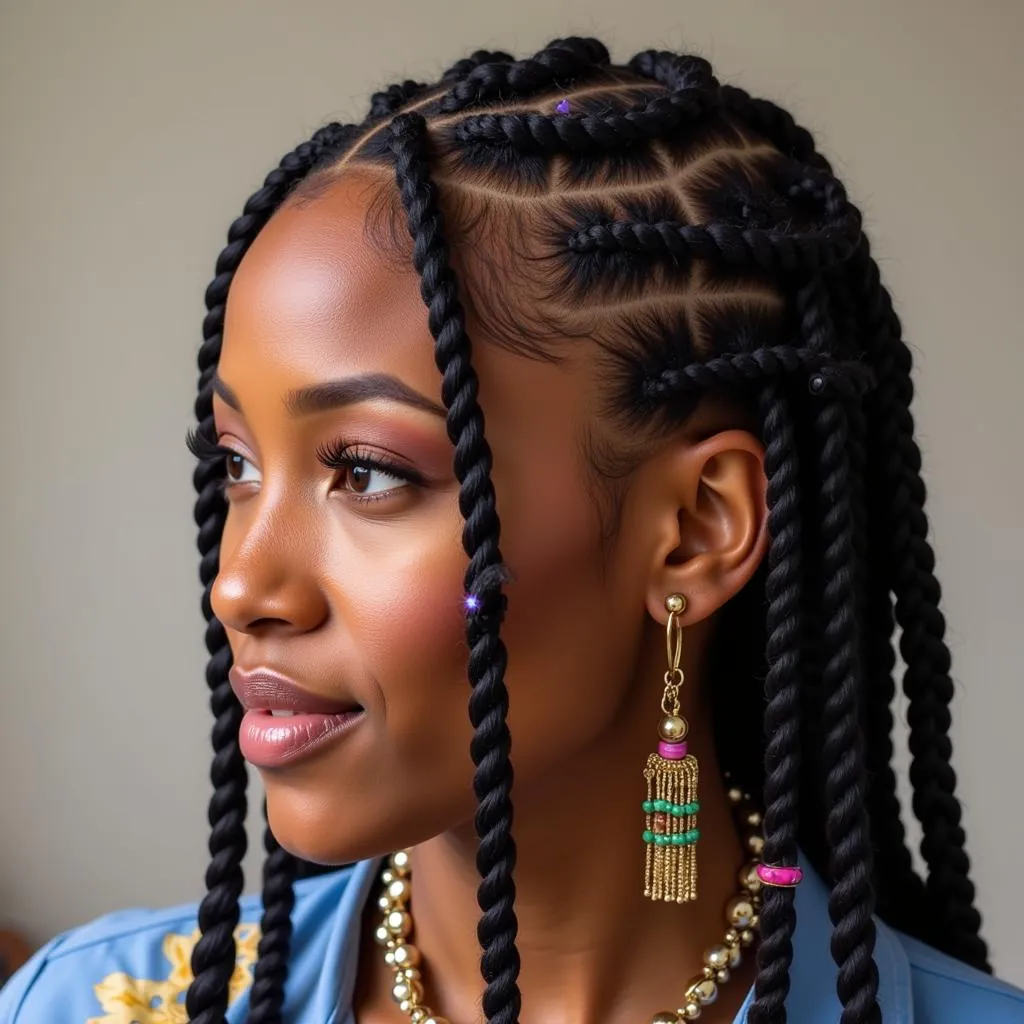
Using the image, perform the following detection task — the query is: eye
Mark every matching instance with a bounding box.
[225,451,261,486]
[185,429,260,489]
[316,440,423,500]
[342,461,408,496]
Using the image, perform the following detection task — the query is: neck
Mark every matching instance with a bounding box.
[375,683,759,1024]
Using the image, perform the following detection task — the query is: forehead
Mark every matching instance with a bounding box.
[221,173,439,397]
[219,170,599,463]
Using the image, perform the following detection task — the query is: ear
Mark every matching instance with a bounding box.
[640,429,768,627]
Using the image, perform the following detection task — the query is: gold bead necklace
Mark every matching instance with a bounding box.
[373,788,764,1024]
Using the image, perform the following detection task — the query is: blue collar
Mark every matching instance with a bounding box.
[322,852,912,1022]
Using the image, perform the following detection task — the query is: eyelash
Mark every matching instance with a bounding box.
[184,428,425,498]
[185,427,234,465]
[315,437,425,493]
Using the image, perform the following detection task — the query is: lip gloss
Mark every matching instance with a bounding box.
[239,709,363,768]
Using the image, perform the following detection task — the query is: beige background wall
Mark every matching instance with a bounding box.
[1,0,1022,985]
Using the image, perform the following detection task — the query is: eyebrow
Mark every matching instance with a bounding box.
[212,371,447,419]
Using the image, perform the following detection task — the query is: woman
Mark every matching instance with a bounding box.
[3,36,1022,1024]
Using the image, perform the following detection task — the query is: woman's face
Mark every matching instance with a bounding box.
[211,173,657,863]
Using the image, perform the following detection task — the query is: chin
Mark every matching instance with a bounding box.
[260,774,380,866]
[261,769,467,867]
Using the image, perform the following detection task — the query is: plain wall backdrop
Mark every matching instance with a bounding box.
[1,0,1022,986]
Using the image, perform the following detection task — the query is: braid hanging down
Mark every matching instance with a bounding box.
[389,111,522,1024]
[187,36,989,1024]
[186,124,354,1024]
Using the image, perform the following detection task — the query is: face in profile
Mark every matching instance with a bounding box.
[209,172,681,864]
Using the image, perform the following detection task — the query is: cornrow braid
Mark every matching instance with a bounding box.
[439,36,610,112]
[370,80,430,118]
[451,55,719,154]
[186,36,990,1024]
[721,85,830,170]
[643,347,874,399]
[440,48,516,84]
[564,212,857,273]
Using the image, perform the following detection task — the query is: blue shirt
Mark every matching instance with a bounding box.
[2,856,1021,1022]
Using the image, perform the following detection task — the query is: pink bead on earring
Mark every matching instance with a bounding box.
[642,594,701,904]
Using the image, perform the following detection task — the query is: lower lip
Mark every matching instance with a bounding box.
[239,709,363,768]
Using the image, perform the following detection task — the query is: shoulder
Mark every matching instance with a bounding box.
[0,866,358,1024]
[895,931,1024,1023]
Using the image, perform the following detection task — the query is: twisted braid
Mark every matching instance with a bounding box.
[813,392,880,1024]
[720,86,830,171]
[370,80,430,118]
[185,36,992,1024]
[849,241,989,970]
[852,392,928,936]
[712,81,988,962]
[441,49,516,83]
[389,112,521,1024]
[627,49,712,92]
[248,824,298,1024]
[452,56,719,154]
[186,128,341,1024]
[790,278,880,1023]
[565,216,857,273]
[643,346,873,400]
[747,381,803,1024]
[439,37,609,112]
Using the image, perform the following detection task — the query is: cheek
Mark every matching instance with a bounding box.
[328,512,476,767]
[264,507,479,863]
[495,475,643,777]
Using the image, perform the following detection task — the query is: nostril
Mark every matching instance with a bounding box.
[246,616,292,633]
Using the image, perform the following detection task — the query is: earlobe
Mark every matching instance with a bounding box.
[644,430,768,626]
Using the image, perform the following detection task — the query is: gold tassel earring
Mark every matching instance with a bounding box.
[643,593,700,903]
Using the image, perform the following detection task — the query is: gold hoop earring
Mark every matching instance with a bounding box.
[642,593,700,903]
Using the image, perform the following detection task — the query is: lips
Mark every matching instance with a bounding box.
[229,666,359,714]
[229,666,363,769]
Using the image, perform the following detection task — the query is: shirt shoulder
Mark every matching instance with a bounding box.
[0,866,357,1024]
[896,932,1024,1023]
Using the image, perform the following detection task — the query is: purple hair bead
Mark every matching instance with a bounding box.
[555,99,571,115]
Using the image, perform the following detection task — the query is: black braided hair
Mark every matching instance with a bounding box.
[370,80,429,118]
[186,124,354,1024]
[814,389,880,1024]
[717,88,989,971]
[186,37,990,1023]
[850,239,990,970]
[747,380,803,1021]
[439,36,609,112]
[388,111,521,1024]
[851,386,929,936]
[247,817,298,1024]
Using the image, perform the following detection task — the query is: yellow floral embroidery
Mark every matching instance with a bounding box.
[88,923,260,1023]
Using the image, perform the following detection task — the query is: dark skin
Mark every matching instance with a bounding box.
[211,172,770,1023]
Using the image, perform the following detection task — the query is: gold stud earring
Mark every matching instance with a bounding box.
[642,594,700,903]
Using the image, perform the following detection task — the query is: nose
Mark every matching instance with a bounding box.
[211,513,329,638]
